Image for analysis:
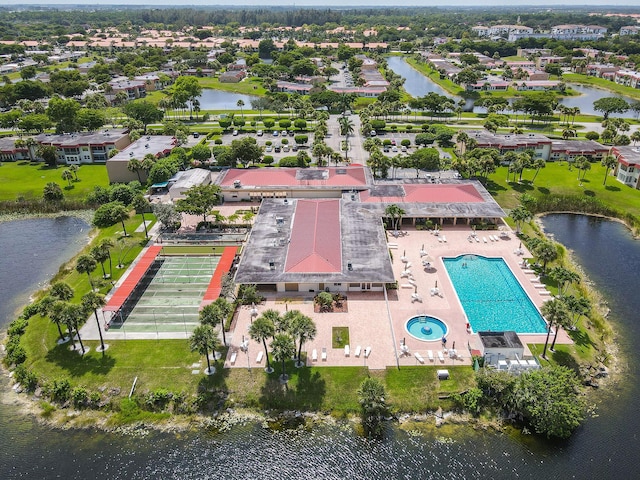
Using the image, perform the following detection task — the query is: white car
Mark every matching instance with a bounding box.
[392,146,398,153]
[232,130,239,136]
[257,130,263,136]
[265,145,273,152]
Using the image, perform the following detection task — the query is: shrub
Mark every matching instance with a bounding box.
[145,388,173,411]
[71,387,88,408]
[214,138,223,145]
[7,318,29,336]
[50,378,72,403]
[263,155,274,165]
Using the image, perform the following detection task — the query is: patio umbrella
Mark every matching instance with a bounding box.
[473,358,480,371]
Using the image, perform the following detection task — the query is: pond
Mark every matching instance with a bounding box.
[197,89,260,111]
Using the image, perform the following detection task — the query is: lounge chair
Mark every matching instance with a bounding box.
[411,293,422,303]
[414,352,425,364]
[312,349,318,361]
[344,344,350,356]
[430,287,439,296]
[442,235,447,243]
[230,351,237,365]
[355,345,362,357]
[321,347,327,361]
[483,237,487,243]
[475,236,480,243]
[364,346,371,358]
[438,236,443,243]
[427,350,434,361]
[438,351,445,363]
[256,351,263,363]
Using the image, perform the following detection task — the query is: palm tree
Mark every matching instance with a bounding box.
[289,311,317,367]
[575,156,591,181]
[510,205,532,233]
[271,333,296,382]
[601,155,618,186]
[62,303,87,354]
[339,116,354,161]
[127,158,143,182]
[562,295,592,330]
[541,299,570,359]
[530,158,546,183]
[91,244,110,279]
[199,299,230,346]
[82,292,107,353]
[131,194,151,239]
[249,312,276,373]
[50,281,74,301]
[61,169,73,187]
[76,255,97,291]
[50,300,73,347]
[549,266,580,297]
[190,324,220,375]
[534,240,558,274]
[39,296,67,342]
[385,204,405,231]
[69,164,79,181]
[237,99,245,120]
[98,239,114,277]
[112,203,131,237]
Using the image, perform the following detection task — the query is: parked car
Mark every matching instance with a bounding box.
[265,145,273,152]
[370,131,377,137]
[401,145,407,152]
[289,131,295,137]
[274,145,281,153]
[292,145,299,152]
[282,145,290,152]
[392,146,398,152]
[273,130,279,137]
[192,132,200,138]
[390,139,397,146]
[257,130,263,136]
[232,130,239,136]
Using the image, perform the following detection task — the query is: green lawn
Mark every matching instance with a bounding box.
[0,162,109,201]
[486,162,640,215]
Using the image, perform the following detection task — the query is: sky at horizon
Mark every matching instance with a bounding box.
[4,1,640,7]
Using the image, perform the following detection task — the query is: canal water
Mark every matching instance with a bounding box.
[1,214,639,478]
[387,56,634,117]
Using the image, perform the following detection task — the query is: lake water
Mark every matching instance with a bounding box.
[386,56,633,117]
[1,214,640,478]
[197,90,260,111]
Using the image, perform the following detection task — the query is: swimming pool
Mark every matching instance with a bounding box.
[443,255,547,334]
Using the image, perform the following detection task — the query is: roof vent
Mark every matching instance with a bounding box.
[269,261,275,270]
[233,179,241,188]
[347,262,353,271]
[283,198,289,205]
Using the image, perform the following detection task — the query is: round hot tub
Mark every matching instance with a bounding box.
[406,315,448,342]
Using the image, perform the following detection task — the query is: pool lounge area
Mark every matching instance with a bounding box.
[443,255,548,334]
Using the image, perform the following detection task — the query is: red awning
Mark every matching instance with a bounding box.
[103,245,163,312]
[200,246,238,308]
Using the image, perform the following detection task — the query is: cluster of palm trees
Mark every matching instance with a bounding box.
[38,281,108,355]
[127,154,156,183]
[189,298,233,375]
[248,309,317,381]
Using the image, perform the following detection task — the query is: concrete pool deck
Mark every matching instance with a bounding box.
[225,226,572,370]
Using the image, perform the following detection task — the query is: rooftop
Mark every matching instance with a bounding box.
[109,136,176,162]
[36,129,129,147]
[234,198,394,285]
[478,331,524,349]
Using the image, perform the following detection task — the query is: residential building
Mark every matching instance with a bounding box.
[0,138,30,162]
[620,26,640,36]
[36,129,130,166]
[612,146,640,189]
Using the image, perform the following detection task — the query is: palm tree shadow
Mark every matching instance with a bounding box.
[550,349,581,374]
[605,185,620,192]
[259,362,326,410]
[196,358,230,411]
[45,343,116,377]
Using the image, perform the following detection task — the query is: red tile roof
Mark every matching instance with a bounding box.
[359,184,485,204]
[200,246,238,308]
[285,199,342,273]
